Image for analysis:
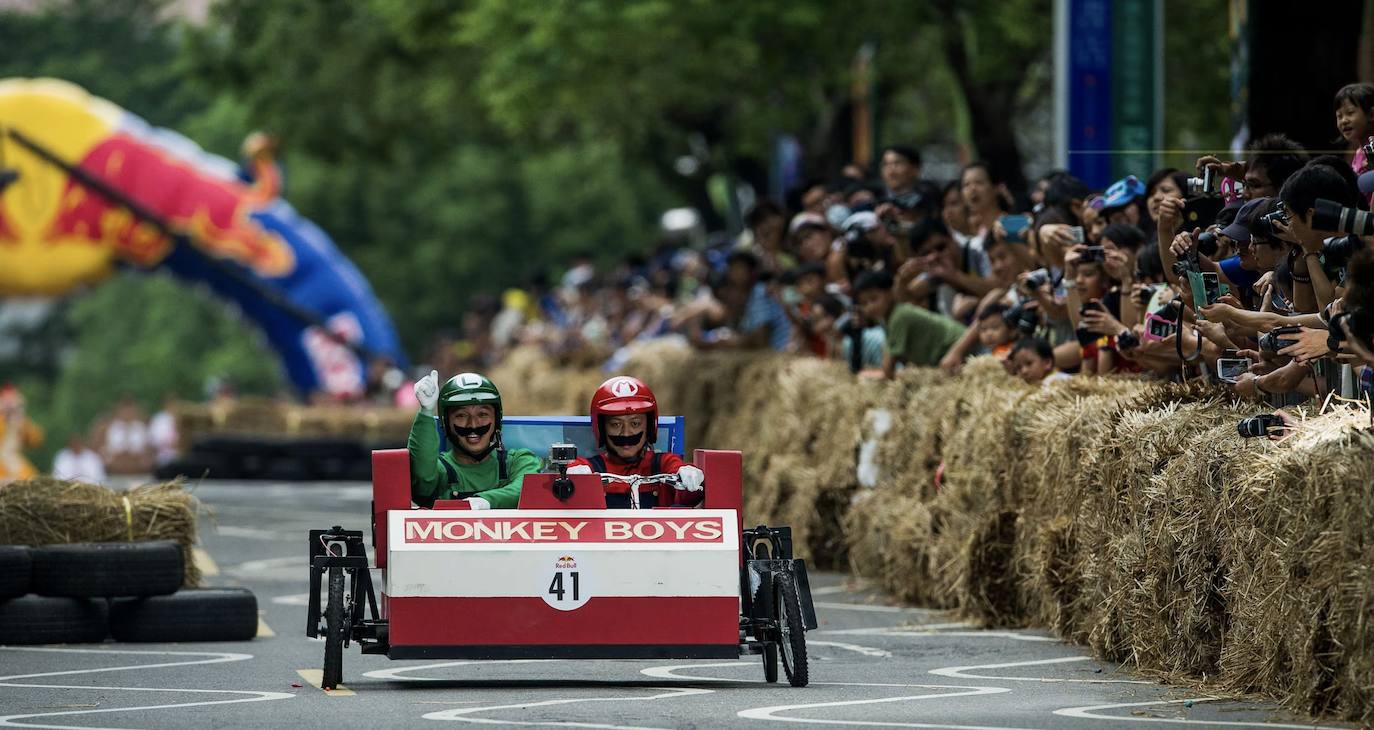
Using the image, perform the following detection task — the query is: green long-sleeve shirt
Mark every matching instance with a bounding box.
[407,412,541,508]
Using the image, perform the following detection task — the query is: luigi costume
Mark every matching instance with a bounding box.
[408,371,540,509]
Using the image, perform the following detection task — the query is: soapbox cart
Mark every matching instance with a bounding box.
[305,416,817,689]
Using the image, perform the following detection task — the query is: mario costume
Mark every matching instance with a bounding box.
[408,371,540,509]
[566,376,705,508]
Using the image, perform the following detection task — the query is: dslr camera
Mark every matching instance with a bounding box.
[1257,325,1302,353]
[1020,267,1052,293]
[1079,245,1106,264]
[1195,230,1220,257]
[1311,198,1374,237]
[1002,302,1040,336]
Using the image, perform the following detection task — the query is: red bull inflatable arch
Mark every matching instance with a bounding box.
[0,78,407,396]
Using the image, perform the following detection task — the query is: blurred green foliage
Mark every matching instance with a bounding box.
[0,0,1232,468]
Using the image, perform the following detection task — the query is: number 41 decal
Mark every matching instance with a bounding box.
[542,556,590,611]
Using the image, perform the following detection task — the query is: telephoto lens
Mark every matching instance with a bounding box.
[1237,413,1285,438]
[1312,199,1374,236]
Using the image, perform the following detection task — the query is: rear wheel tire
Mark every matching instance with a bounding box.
[321,568,345,690]
[774,573,809,687]
[755,577,779,683]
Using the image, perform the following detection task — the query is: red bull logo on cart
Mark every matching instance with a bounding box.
[403,516,726,544]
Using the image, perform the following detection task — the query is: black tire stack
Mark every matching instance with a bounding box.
[0,541,258,644]
[154,436,394,481]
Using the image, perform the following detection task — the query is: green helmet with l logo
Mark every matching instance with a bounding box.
[438,372,503,423]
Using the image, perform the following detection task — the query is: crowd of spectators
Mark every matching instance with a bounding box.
[409,83,1374,424]
[47,393,181,483]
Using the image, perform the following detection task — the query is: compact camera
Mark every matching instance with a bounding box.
[1237,413,1285,439]
[1186,167,1221,197]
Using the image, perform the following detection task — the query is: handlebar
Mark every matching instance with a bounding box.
[594,472,680,510]
[597,473,682,487]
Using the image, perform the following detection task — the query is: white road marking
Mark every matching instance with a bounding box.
[215,525,283,540]
[363,660,554,681]
[815,623,973,635]
[809,584,859,596]
[809,641,892,658]
[272,592,311,606]
[0,647,252,681]
[1053,697,1345,728]
[0,647,291,729]
[228,556,299,574]
[421,686,714,727]
[871,630,1058,642]
[929,655,1151,684]
[814,601,912,613]
[737,685,1021,728]
[641,662,1008,690]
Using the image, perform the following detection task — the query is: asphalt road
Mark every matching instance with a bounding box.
[0,480,1349,729]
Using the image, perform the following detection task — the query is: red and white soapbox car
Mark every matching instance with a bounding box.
[305,416,817,689]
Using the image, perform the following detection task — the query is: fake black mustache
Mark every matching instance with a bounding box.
[452,424,492,439]
[608,432,645,447]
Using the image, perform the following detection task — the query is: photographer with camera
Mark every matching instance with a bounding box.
[829,210,909,286]
[896,218,994,323]
[934,221,1040,373]
[1194,134,1308,204]
[1274,162,1363,314]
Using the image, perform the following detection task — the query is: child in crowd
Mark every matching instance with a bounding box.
[1009,337,1072,386]
[976,303,1018,359]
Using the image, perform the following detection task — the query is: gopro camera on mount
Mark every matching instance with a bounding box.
[549,443,578,501]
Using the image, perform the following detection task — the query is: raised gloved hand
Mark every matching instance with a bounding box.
[414,369,439,415]
[565,464,593,475]
[675,465,705,492]
[465,496,491,510]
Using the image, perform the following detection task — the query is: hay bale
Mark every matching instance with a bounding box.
[845,492,953,607]
[960,509,1022,626]
[0,477,201,586]
[1221,409,1374,722]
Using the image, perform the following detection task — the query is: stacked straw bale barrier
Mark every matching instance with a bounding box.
[0,478,202,586]
[488,343,1374,723]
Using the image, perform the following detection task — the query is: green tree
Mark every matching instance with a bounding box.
[20,273,284,466]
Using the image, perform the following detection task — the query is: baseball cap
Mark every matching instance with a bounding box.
[1221,197,1270,244]
[841,210,880,233]
[1359,170,1374,196]
[1100,175,1146,209]
[1214,198,1245,229]
[788,212,828,235]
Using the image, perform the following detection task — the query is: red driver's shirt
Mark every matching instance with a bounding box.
[570,448,687,493]
[570,448,705,506]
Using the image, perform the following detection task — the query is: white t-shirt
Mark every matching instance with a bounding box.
[53,448,106,483]
[104,419,149,455]
[148,411,178,464]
